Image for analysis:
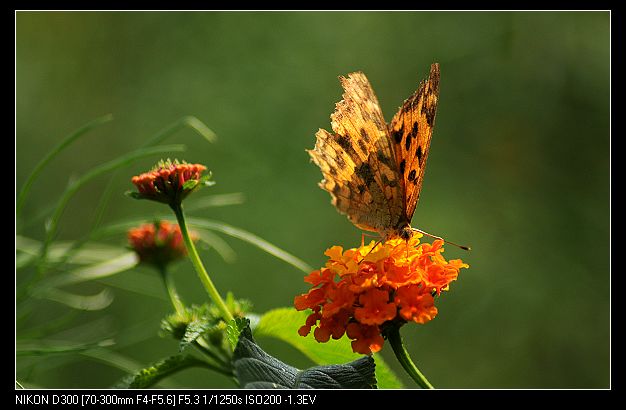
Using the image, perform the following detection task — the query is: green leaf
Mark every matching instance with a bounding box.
[254,308,403,389]
[233,321,376,389]
[226,317,250,350]
[180,320,215,352]
[115,354,206,389]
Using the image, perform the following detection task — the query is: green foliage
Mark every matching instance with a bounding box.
[233,321,376,389]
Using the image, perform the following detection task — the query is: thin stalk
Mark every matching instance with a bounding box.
[386,325,434,389]
[171,203,234,324]
[193,340,231,369]
[158,266,185,315]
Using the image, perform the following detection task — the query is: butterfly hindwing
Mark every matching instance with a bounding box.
[309,72,405,235]
[389,63,440,221]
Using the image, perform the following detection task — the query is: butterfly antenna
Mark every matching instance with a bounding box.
[357,239,383,264]
[411,228,471,251]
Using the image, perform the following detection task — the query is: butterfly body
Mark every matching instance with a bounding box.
[309,64,440,241]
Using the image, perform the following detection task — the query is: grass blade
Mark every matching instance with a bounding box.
[16,114,114,216]
[142,115,216,147]
[196,230,237,263]
[81,348,143,373]
[34,252,138,293]
[16,339,115,357]
[41,288,115,311]
[186,218,313,273]
[185,192,246,212]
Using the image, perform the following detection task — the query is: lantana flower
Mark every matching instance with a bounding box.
[129,159,213,206]
[295,235,469,355]
[128,220,196,269]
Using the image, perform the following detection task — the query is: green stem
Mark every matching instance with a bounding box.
[159,266,185,315]
[171,203,234,324]
[386,325,434,389]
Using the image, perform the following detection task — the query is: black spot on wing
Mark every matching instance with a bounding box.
[399,160,406,175]
[336,135,351,151]
[405,132,411,151]
[382,174,399,188]
[411,123,419,138]
[408,169,417,181]
[356,162,376,185]
[416,146,423,165]
[392,130,402,144]
[357,184,366,194]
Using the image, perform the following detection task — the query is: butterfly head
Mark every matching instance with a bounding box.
[398,224,413,241]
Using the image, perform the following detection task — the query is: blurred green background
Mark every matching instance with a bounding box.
[16,11,609,388]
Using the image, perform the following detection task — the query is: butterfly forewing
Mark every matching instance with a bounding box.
[309,71,405,236]
[389,63,440,221]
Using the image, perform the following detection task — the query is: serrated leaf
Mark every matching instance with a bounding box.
[226,317,249,350]
[115,354,205,389]
[233,321,376,389]
[254,308,403,389]
[180,320,215,352]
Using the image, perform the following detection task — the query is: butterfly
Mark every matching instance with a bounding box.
[309,63,465,248]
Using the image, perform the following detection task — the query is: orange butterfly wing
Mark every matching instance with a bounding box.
[308,72,405,237]
[389,63,440,222]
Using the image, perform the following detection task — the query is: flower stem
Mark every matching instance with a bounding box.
[158,266,185,315]
[171,203,234,324]
[386,325,434,389]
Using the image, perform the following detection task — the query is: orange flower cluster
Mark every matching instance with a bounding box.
[131,160,208,205]
[128,221,190,268]
[294,235,468,355]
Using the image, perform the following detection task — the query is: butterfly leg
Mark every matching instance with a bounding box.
[360,232,379,247]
